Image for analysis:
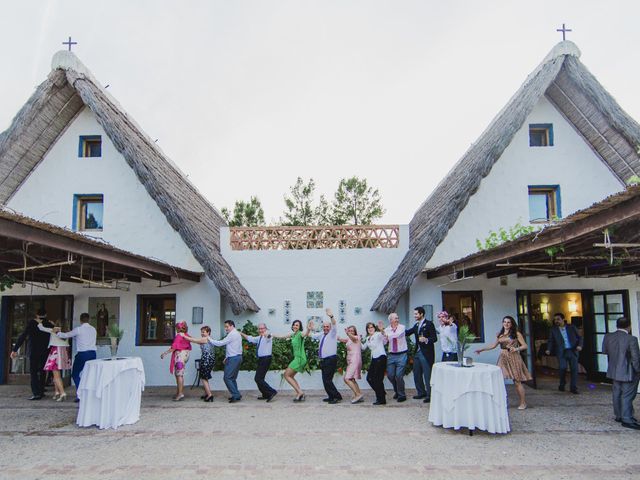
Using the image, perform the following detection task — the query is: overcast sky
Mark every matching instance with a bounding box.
[1,1,639,224]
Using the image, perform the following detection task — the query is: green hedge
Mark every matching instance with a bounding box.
[210,321,415,375]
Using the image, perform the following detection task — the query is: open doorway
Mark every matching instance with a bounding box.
[1,296,73,385]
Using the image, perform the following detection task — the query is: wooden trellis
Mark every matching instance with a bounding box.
[229,225,400,250]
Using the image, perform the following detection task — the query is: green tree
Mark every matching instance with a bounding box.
[221,196,265,227]
[331,176,385,225]
[282,177,318,226]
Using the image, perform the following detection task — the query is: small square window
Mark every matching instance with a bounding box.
[75,195,104,231]
[529,124,553,147]
[528,186,560,223]
[79,135,102,157]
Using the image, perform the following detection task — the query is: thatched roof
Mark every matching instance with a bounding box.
[372,41,640,313]
[0,51,258,314]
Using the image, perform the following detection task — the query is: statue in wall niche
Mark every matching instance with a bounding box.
[96,303,109,337]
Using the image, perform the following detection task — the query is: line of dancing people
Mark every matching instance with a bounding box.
[161,306,470,405]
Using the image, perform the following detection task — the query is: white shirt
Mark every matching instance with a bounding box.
[384,324,408,353]
[362,332,387,358]
[245,334,272,357]
[37,323,69,347]
[438,323,458,353]
[311,323,337,358]
[57,322,97,352]
[209,328,243,357]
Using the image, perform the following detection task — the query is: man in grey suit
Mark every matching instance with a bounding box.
[602,316,640,430]
[545,313,583,394]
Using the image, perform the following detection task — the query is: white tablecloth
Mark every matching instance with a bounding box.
[428,362,510,434]
[77,357,145,430]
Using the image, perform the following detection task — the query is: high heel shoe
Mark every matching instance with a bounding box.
[293,393,305,402]
[52,393,60,401]
[203,395,214,402]
[56,393,67,402]
[517,403,527,410]
[200,394,207,399]
[173,394,185,402]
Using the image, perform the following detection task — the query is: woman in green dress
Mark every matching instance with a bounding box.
[273,319,311,402]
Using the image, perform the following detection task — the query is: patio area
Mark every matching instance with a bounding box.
[0,377,638,480]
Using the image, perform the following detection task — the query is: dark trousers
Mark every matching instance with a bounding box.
[612,377,639,423]
[29,351,48,397]
[558,349,579,390]
[255,356,276,397]
[442,352,458,362]
[367,355,387,403]
[72,350,97,390]
[320,355,341,400]
[412,350,432,398]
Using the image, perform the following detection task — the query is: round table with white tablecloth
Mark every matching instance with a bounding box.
[76,357,145,430]
[428,362,510,434]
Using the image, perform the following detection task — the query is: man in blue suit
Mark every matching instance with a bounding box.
[545,313,583,394]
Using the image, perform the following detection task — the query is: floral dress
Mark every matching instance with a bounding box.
[288,331,307,373]
[199,341,215,380]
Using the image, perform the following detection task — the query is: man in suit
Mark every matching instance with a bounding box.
[545,313,583,394]
[10,309,53,400]
[602,316,640,430]
[405,306,438,403]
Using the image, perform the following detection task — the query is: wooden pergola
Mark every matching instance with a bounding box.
[425,186,640,281]
[0,210,201,288]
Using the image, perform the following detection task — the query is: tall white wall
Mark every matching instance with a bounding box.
[2,277,220,386]
[220,226,410,333]
[427,96,624,267]
[411,273,640,368]
[7,108,202,272]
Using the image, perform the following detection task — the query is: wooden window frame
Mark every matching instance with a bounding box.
[441,290,485,343]
[137,294,177,346]
[528,185,561,223]
[73,194,104,232]
[78,135,102,158]
[529,123,554,147]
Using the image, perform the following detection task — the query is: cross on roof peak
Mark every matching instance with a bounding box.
[62,36,77,52]
[556,23,572,41]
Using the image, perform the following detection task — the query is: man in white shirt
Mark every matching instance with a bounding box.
[379,313,408,402]
[209,320,243,403]
[437,311,458,362]
[56,312,97,402]
[311,309,342,404]
[241,323,277,402]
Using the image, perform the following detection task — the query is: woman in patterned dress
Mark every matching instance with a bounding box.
[475,316,532,410]
[183,325,216,402]
[272,319,311,402]
[160,321,192,401]
[38,319,71,402]
[339,326,363,403]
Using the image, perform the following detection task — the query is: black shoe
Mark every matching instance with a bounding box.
[322,397,331,402]
[621,422,640,430]
[423,397,431,403]
[257,396,267,400]
[373,400,387,405]
[570,388,579,394]
[397,396,407,403]
[558,385,565,392]
[617,417,638,423]
[328,398,339,404]
[266,392,277,403]
[228,398,241,403]
[413,395,426,400]
[393,393,398,399]
[200,394,207,399]
[28,395,43,401]
[74,398,80,403]
[204,395,214,402]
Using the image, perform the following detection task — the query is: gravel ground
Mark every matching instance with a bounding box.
[0,379,638,480]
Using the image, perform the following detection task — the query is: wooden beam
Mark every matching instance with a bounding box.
[0,217,201,282]
[426,194,640,279]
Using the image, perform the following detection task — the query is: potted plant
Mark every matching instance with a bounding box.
[456,325,477,367]
[107,324,124,358]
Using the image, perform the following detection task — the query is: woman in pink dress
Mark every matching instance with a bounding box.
[160,321,192,401]
[339,326,363,404]
[38,319,71,402]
